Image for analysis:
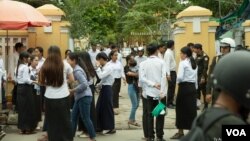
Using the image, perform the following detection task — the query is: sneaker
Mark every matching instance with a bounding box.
[78,133,89,138]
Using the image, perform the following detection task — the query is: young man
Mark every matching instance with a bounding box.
[135,47,147,66]
[34,46,45,71]
[181,51,250,141]
[88,42,100,68]
[157,43,166,59]
[139,43,167,141]
[163,40,176,109]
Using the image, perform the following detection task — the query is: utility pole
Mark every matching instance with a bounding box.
[219,0,222,18]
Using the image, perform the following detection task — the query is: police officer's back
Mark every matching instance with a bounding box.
[181,51,250,141]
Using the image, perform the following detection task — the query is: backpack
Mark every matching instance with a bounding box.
[180,108,232,141]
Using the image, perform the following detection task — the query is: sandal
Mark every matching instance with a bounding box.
[128,121,141,128]
[170,132,184,139]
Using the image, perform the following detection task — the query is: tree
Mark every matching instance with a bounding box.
[120,0,185,43]
[62,0,119,44]
[189,0,244,18]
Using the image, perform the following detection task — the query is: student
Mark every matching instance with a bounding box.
[95,52,115,134]
[124,55,140,127]
[15,52,37,134]
[68,52,96,141]
[139,43,167,141]
[29,55,42,128]
[108,50,126,115]
[39,46,74,141]
[181,51,250,141]
[78,52,97,137]
[171,46,198,139]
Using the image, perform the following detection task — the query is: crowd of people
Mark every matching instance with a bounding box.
[0,36,249,141]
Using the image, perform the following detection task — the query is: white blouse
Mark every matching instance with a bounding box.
[15,64,33,84]
[96,63,114,86]
[177,58,198,88]
[107,60,125,79]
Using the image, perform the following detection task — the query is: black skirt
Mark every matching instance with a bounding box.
[175,82,197,130]
[96,85,115,130]
[17,84,37,131]
[112,78,121,108]
[32,88,42,122]
[45,96,73,141]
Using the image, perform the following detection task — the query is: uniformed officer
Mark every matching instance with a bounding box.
[193,43,209,110]
[181,51,250,141]
[206,38,235,104]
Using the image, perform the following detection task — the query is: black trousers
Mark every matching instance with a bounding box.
[45,96,73,141]
[167,71,176,106]
[147,96,166,139]
[197,77,208,107]
[112,78,121,108]
[142,96,148,138]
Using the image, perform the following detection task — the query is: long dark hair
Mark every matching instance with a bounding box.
[68,52,90,81]
[39,46,64,87]
[181,46,197,69]
[16,51,30,77]
[109,50,117,61]
[78,52,96,78]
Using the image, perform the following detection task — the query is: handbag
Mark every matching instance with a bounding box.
[152,101,167,117]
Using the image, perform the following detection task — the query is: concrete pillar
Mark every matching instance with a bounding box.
[173,6,219,65]
[242,20,250,47]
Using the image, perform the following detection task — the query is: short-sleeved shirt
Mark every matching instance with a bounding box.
[45,62,73,99]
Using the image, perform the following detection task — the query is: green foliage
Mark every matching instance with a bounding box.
[189,0,244,17]
[120,0,185,42]
[62,0,119,44]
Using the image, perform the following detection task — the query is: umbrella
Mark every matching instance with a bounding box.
[0,0,51,99]
[0,0,51,29]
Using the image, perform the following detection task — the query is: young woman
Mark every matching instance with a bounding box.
[171,46,198,139]
[15,51,37,134]
[108,50,125,115]
[124,55,140,127]
[29,55,42,128]
[67,52,96,141]
[95,52,115,134]
[39,46,74,141]
[78,51,97,137]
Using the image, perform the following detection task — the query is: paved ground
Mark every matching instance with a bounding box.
[2,66,204,140]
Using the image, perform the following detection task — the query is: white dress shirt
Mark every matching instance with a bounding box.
[88,49,100,67]
[107,60,125,79]
[45,62,73,99]
[117,52,123,63]
[15,64,33,84]
[139,56,167,98]
[163,49,176,76]
[104,48,111,56]
[138,61,147,98]
[135,56,147,67]
[177,58,198,89]
[96,63,114,86]
[37,57,45,71]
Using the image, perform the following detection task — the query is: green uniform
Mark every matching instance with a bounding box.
[195,51,209,106]
[206,55,222,104]
[206,108,246,141]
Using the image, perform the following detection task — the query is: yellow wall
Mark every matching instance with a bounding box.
[243,20,250,47]
[32,22,69,57]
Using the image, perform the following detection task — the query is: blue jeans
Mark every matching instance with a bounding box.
[72,96,96,139]
[128,84,139,121]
